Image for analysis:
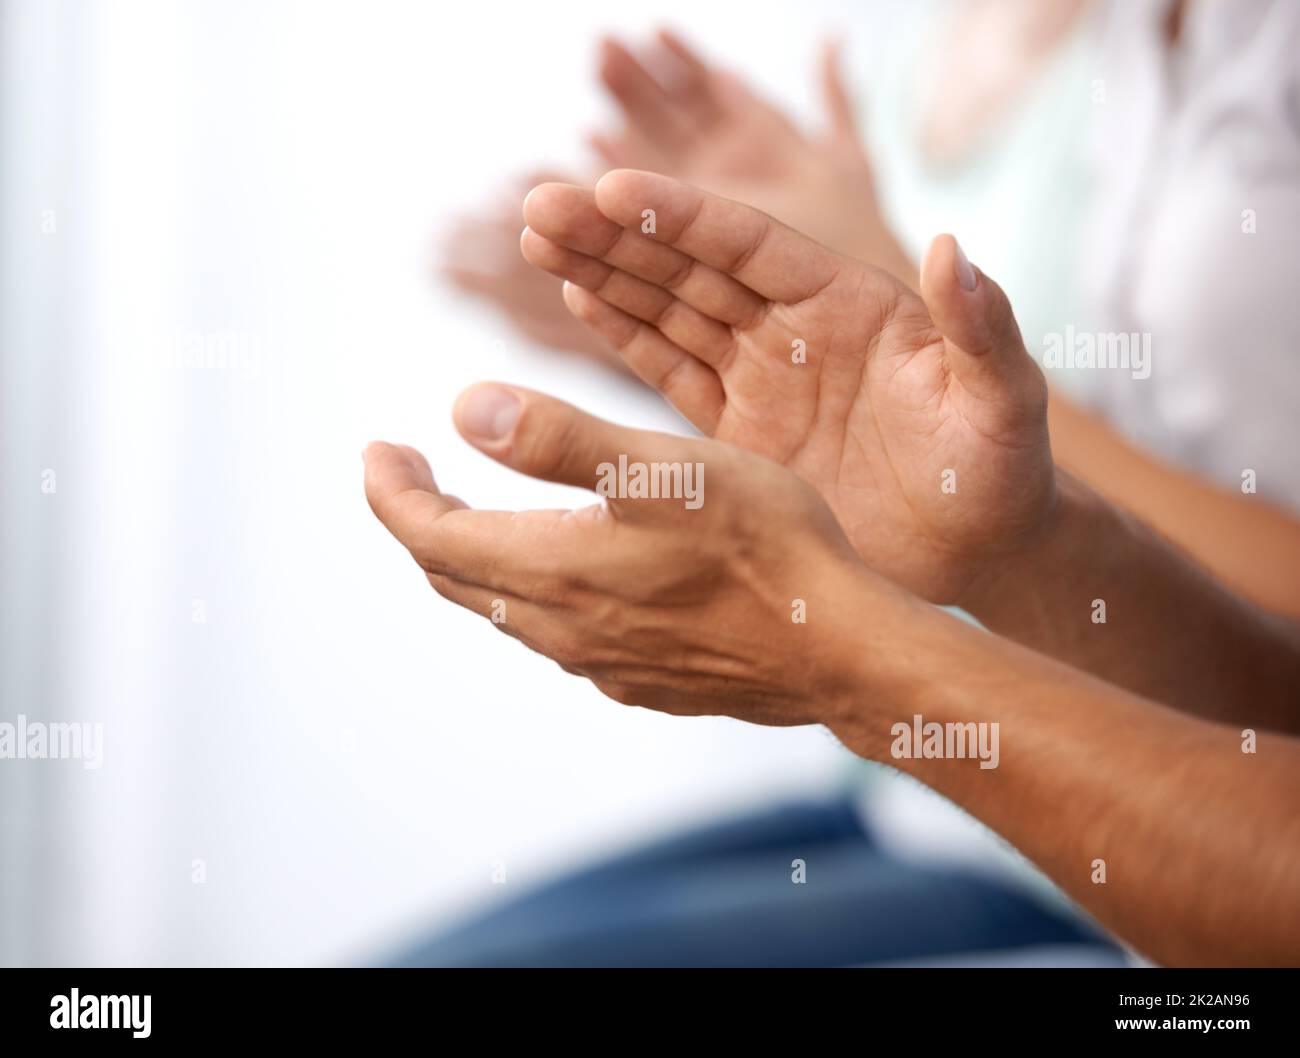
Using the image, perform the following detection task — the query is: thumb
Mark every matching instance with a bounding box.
[920,234,1043,406]
[453,383,700,507]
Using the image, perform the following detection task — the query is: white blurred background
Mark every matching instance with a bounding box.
[0,0,915,967]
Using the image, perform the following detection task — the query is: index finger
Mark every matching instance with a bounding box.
[363,441,597,590]
[593,169,843,303]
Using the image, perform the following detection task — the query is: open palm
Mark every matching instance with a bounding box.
[521,170,1055,603]
[592,32,911,281]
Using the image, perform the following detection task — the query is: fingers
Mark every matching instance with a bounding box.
[368,386,710,592]
[919,234,1044,408]
[362,445,578,665]
[819,38,860,146]
[597,32,723,141]
[363,441,523,585]
[520,226,738,367]
[593,169,843,303]
[597,38,689,150]
[452,382,700,504]
[653,29,722,119]
[367,439,627,602]
[522,182,765,328]
[363,441,463,544]
[422,573,547,649]
[561,282,726,433]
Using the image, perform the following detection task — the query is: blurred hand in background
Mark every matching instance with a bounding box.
[441,29,912,369]
[440,171,621,366]
[588,32,911,279]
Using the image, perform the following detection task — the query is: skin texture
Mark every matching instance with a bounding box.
[830,607,1300,969]
[520,170,1300,731]
[363,383,1300,967]
[363,388,886,728]
[522,169,1055,606]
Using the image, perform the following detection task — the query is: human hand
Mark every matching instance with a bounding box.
[363,383,910,728]
[520,170,1056,605]
[436,33,909,366]
[439,173,622,366]
[592,31,912,281]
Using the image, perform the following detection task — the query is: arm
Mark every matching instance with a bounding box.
[363,382,1300,966]
[959,468,1300,733]
[1048,390,1300,620]
[831,586,1300,968]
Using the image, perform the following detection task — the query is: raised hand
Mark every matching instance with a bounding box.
[520,170,1056,604]
[364,384,901,725]
[439,173,623,367]
[439,32,909,368]
[593,31,912,281]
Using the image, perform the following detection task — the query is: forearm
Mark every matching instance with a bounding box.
[829,596,1300,966]
[1048,390,1300,619]
[960,469,1300,732]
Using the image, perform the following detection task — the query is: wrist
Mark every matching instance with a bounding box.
[816,559,958,757]
[956,467,1118,632]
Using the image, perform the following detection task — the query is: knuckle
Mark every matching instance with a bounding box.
[521,568,578,611]
[515,408,580,480]
[414,548,448,577]
[546,632,587,670]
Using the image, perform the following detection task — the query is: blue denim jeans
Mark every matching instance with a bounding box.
[393,794,1121,967]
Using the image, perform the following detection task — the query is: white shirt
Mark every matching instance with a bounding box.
[854,2,1300,939]
[1082,0,1300,508]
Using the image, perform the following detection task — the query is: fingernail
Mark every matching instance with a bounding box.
[953,239,978,292]
[460,385,521,441]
